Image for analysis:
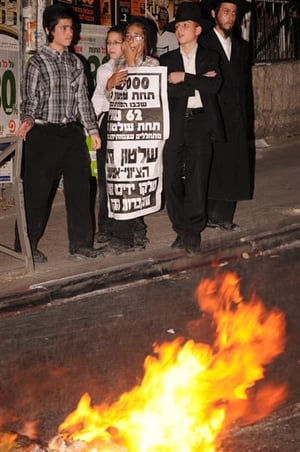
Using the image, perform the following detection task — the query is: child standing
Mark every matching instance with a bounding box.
[16,4,102,262]
[92,26,127,243]
[160,2,224,255]
[106,19,160,254]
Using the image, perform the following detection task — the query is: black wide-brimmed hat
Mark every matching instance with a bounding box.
[202,0,251,15]
[167,2,213,33]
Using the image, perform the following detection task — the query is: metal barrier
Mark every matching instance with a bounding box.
[0,137,34,274]
[252,0,300,63]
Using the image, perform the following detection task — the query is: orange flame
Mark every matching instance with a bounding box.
[55,272,287,451]
[0,432,18,451]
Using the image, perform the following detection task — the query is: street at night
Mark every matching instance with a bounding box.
[0,239,299,450]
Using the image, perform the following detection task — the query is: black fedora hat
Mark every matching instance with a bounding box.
[167,2,213,33]
[202,0,251,15]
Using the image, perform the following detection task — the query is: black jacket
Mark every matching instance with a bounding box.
[199,30,254,200]
[160,44,225,144]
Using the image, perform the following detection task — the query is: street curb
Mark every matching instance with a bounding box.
[0,223,299,313]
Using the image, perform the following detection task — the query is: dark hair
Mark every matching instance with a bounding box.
[213,4,243,37]
[106,25,124,44]
[43,4,74,43]
[107,25,125,35]
[124,18,157,59]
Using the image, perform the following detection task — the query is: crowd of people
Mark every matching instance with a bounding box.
[16,0,254,263]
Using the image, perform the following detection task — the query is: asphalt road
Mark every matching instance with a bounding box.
[0,245,299,451]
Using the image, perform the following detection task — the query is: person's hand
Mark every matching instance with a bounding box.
[202,70,217,77]
[122,41,139,66]
[106,69,128,91]
[90,133,101,150]
[168,72,185,84]
[15,119,34,141]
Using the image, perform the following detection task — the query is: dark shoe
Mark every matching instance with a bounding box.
[184,235,201,256]
[185,243,201,256]
[104,238,135,255]
[171,235,184,249]
[206,219,220,229]
[207,220,240,232]
[219,222,241,232]
[32,249,48,263]
[96,231,112,243]
[134,234,149,249]
[134,220,148,249]
[70,246,104,260]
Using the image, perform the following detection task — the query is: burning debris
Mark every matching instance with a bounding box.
[0,431,45,451]
[0,272,288,452]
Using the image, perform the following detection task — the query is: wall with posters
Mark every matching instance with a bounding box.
[53,0,101,25]
[0,0,19,138]
[0,0,19,184]
[73,23,108,85]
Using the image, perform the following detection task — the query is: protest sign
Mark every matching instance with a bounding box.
[106,66,169,220]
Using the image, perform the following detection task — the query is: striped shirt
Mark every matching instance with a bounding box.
[21,45,98,135]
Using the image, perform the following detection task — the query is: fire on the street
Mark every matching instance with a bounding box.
[0,272,288,451]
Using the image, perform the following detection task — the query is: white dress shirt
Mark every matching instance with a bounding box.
[91,59,115,118]
[214,28,232,61]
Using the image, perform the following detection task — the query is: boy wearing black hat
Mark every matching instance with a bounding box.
[200,0,254,232]
[160,2,224,255]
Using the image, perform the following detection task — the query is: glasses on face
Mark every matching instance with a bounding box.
[107,40,123,46]
[125,34,144,42]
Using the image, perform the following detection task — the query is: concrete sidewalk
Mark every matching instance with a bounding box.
[1,136,299,305]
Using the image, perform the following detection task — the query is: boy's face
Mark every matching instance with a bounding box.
[106,31,123,60]
[175,20,201,45]
[48,18,74,51]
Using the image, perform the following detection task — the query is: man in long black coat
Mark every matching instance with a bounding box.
[200,0,254,231]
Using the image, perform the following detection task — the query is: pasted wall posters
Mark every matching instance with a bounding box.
[0,0,18,138]
[119,0,131,25]
[54,0,101,25]
[106,66,169,220]
[146,0,176,26]
[73,24,109,85]
[0,0,19,183]
[131,0,145,17]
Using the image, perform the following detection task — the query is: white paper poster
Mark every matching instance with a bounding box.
[106,66,169,220]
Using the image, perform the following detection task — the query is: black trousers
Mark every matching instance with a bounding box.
[21,123,94,253]
[207,199,237,223]
[111,216,146,246]
[163,111,212,238]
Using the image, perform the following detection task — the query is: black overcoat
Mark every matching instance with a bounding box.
[199,30,254,200]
